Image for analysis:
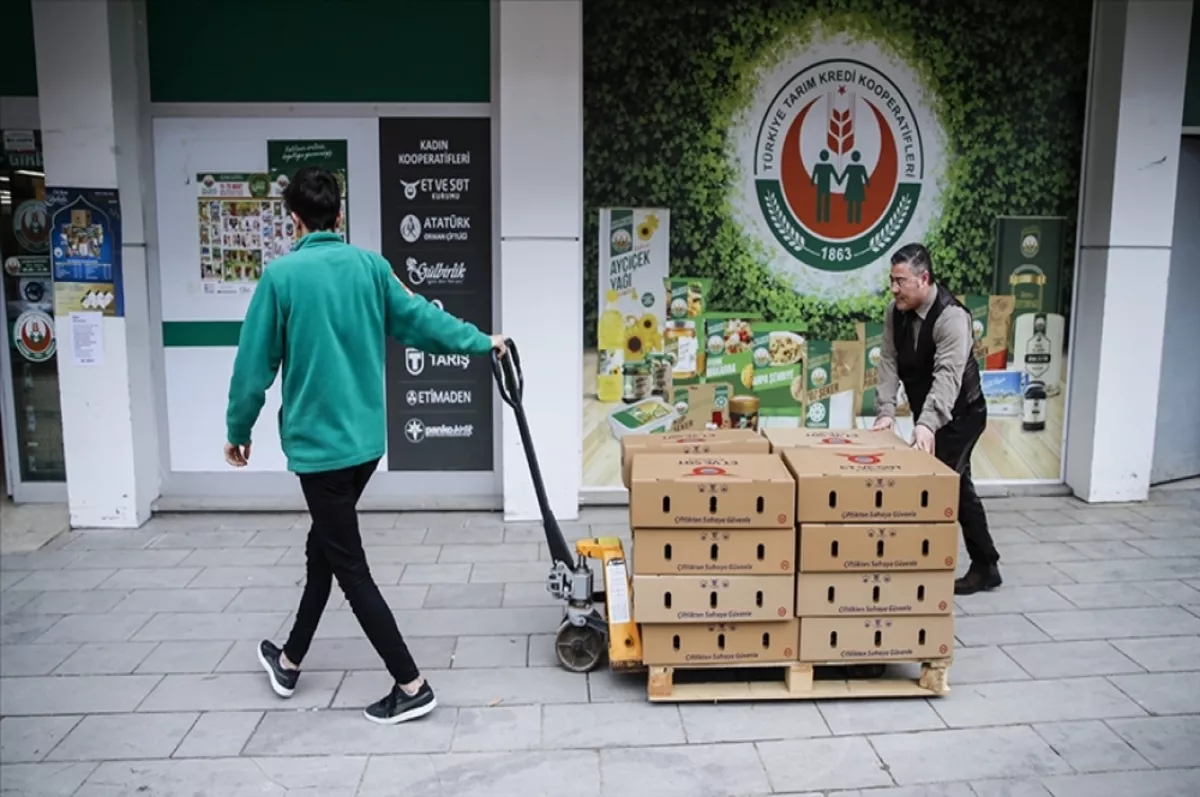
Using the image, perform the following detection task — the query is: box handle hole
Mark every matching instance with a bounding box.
[756,543,765,560]
[831,540,839,557]
[828,490,838,508]
[664,592,672,609]
[672,634,681,650]
[829,631,838,647]
[664,544,672,561]
[874,490,883,508]
[917,585,925,602]
[709,591,717,608]
[919,629,927,645]
[709,496,718,513]
[874,630,882,647]
[756,496,764,513]
[872,585,880,603]
[921,540,930,556]
[876,539,884,557]
[921,490,929,508]
[761,632,771,648]
[662,496,670,513]
[755,590,764,607]
[826,586,835,603]
[717,633,726,649]
[710,543,718,560]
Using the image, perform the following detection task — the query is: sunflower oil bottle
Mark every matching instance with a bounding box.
[597,289,625,403]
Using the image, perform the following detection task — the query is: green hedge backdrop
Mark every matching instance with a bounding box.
[582,0,1093,345]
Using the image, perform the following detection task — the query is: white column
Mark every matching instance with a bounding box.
[31,0,160,527]
[496,0,584,522]
[1065,0,1194,502]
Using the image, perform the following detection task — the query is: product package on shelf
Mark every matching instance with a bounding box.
[628,450,799,666]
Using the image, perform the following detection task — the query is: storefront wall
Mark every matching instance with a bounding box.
[1,0,1193,525]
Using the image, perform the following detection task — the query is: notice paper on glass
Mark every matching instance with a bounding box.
[69,312,104,367]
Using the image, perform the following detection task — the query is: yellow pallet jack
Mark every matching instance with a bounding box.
[492,341,643,674]
[491,342,886,680]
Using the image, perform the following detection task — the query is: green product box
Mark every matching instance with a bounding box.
[702,313,761,397]
[856,321,884,417]
[751,323,807,421]
[803,340,835,429]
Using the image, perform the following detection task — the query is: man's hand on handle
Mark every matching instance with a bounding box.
[490,334,508,358]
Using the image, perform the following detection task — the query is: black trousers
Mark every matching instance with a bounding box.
[282,457,421,684]
[934,406,1000,568]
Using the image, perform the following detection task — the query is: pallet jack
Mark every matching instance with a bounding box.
[491,341,886,680]
[492,341,643,674]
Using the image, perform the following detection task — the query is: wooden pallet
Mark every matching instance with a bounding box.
[646,659,951,703]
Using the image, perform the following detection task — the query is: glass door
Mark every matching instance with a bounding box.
[0,129,66,502]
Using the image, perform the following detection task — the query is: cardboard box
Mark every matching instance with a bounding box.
[632,528,796,575]
[782,448,959,524]
[632,574,794,623]
[799,523,959,572]
[761,427,909,453]
[795,572,955,617]
[629,453,795,529]
[641,619,799,666]
[620,428,769,488]
[798,615,955,663]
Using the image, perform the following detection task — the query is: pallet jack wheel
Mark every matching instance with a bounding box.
[846,663,887,679]
[554,621,606,673]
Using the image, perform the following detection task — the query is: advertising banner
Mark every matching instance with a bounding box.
[378,117,493,472]
[581,0,1091,487]
[46,187,123,318]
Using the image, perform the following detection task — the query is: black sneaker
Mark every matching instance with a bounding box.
[257,640,299,698]
[955,563,1003,595]
[363,681,437,725]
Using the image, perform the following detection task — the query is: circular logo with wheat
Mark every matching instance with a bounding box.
[752,58,924,273]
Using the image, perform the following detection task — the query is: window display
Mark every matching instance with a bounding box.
[580,0,1090,489]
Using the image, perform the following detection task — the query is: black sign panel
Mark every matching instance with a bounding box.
[380,117,493,472]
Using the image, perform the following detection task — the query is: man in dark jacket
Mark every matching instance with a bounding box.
[872,243,1002,595]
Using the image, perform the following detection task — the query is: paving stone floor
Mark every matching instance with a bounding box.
[1,487,1199,796]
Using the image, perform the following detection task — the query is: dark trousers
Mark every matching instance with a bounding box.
[282,457,421,684]
[934,406,1000,568]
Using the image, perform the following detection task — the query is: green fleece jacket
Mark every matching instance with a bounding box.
[225,232,493,473]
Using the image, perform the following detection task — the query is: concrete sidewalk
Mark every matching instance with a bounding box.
[1,488,1199,796]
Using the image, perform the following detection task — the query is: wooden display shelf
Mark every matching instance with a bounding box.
[645,659,951,703]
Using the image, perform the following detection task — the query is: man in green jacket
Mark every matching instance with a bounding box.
[223,167,504,725]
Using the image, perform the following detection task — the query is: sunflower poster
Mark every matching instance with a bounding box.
[593,208,672,452]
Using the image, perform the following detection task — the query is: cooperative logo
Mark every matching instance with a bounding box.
[13,310,55,362]
[751,59,924,273]
[837,452,885,466]
[13,200,48,253]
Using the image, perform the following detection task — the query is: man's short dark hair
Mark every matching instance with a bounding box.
[891,242,935,282]
[282,167,341,232]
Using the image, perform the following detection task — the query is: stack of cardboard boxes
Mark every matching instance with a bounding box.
[763,428,959,668]
[622,431,800,666]
[621,427,960,675]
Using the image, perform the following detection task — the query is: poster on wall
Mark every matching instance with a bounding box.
[267,139,350,242]
[45,187,124,317]
[196,173,294,295]
[580,0,1091,488]
[378,116,493,472]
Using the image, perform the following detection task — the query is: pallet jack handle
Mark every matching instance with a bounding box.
[490,339,578,570]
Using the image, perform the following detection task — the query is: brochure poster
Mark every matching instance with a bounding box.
[45,187,123,317]
[196,172,293,296]
[267,139,350,242]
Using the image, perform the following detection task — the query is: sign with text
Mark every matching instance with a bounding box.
[379,117,493,472]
